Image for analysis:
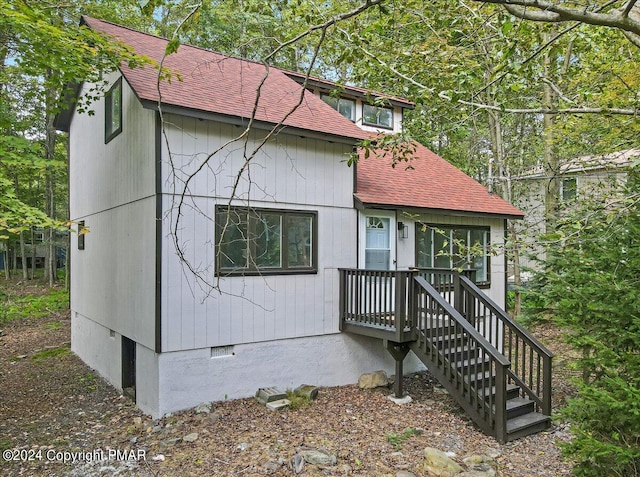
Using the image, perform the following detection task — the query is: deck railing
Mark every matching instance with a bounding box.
[339,269,416,342]
[456,275,554,415]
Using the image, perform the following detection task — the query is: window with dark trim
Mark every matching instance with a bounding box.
[416,224,491,285]
[362,103,393,129]
[321,94,356,121]
[216,206,317,275]
[77,220,86,250]
[561,177,577,201]
[105,78,122,143]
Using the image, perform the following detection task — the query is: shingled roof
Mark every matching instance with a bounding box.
[69,18,520,219]
[355,142,524,218]
[78,16,368,142]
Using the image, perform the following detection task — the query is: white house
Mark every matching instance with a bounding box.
[513,148,639,274]
[56,17,527,420]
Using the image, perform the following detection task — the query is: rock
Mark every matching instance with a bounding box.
[183,432,199,443]
[463,455,488,466]
[163,437,182,446]
[237,442,250,451]
[209,412,222,422]
[264,460,279,471]
[133,417,142,426]
[396,471,417,477]
[295,384,319,400]
[195,402,212,414]
[463,464,495,476]
[299,449,337,466]
[423,447,463,477]
[266,399,290,411]
[151,454,165,462]
[463,454,496,476]
[358,370,388,389]
[291,453,305,474]
[458,472,495,477]
[483,448,501,459]
[255,387,287,404]
[388,394,413,405]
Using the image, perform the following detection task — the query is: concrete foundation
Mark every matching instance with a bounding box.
[71,311,426,418]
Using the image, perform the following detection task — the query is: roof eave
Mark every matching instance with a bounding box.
[140,99,366,145]
[53,82,83,132]
[355,197,524,220]
[284,71,415,110]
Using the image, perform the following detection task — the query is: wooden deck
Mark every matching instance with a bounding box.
[339,268,553,443]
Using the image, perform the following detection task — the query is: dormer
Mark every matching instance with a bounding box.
[284,71,414,134]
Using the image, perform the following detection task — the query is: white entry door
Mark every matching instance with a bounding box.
[360,212,396,271]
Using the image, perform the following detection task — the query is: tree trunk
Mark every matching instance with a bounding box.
[44,68,58,287]
[31,228,36,279]
[508,221,522,318]
[2,241,9,280]
[19,231,27,280]
[542,31,560,233]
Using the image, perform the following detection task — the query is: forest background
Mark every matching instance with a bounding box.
[1,1,639,476]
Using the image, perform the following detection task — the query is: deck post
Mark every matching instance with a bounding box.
[395,272,407,342]
[453,272,463,316]
[543,355,553,415]
[385,341,410,398]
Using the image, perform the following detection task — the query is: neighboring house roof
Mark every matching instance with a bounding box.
[355,142,524,218]
[516,149,640,179]
[72,16,368,142]
[283,70,415,109]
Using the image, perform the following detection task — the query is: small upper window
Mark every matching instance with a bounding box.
[561,177,577,201]
[321,94,355,122]
[105,78,122,143]
[362,103,393,129]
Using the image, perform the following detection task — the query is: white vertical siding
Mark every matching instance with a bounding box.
[69,73,157,350]
[159,115,357,352]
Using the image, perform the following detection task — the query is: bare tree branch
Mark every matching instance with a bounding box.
[453,99,640,115]
[154,1,383,298]
[623,0,638,17]
[474,0,640,39]
[350,37,639,116]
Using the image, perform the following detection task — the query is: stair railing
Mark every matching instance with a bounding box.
[413,276,510,442]
[455,275,554,415]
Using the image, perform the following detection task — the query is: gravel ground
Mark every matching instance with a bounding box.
[0,286,576,477]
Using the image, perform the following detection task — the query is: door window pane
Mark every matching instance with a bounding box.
[365,217,390,270]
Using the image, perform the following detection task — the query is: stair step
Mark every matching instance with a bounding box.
[463,370,494,387]
[505,397,536,419]
[441,344,480,361]
[506,412,551,440]
[454,355,492,371]
[432,333,467,348]
[480,383,520,401]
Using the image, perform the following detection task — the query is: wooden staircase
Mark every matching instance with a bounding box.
[339,269,553,443]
